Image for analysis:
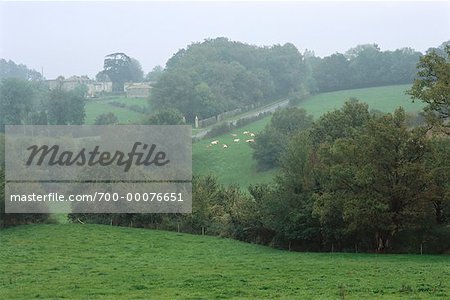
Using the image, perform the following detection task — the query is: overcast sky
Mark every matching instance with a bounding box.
[0,1,449,79]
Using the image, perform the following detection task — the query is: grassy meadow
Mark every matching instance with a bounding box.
[84,97,149,124]
[193,117,278,187]
[193,84,425,187]
[298,84,423,118]
[1,224,448,299]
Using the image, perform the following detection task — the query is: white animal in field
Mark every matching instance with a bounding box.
[233,138,240,142]
[249,133,255,137]
[231,134,237,137]
[243,131,249,135]
[223,144,228,148]
[211,140,219,145]
[245,139,255,143]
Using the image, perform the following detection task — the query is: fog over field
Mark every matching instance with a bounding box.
[0,1,449,78]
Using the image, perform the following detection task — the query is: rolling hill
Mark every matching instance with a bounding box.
[193,84,425,187]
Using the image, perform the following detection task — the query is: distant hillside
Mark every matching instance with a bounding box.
[193,84,424,187]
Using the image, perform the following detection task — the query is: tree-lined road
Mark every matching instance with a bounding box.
[192,98,290,139]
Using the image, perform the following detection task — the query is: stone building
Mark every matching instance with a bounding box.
[86,82,113,97]
[124,82,152,98]
[46,76,112,97]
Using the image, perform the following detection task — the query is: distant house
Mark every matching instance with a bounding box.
[46,76,90,91]
[124,82,152,98]
[46,76,112,97]
[86,82,113,97]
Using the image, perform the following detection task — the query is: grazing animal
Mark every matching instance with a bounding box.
[231,134,237,137]
[243,131,249,135]
[211,140,219,145]
[249,133,255,137]
[245,139,255,143]
[223,144,228,148]
[233,138,240,142]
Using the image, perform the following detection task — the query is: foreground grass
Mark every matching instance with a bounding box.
[193,84,424,187]
[0,224,448,299]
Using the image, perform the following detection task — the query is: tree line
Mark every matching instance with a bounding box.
[0,59,43,82]
[307,44,421,92]
[150,37,309,123]
[0,78,86,130]
[149,38,449,124]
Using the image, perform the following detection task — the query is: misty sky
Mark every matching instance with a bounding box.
[0,1,449,79]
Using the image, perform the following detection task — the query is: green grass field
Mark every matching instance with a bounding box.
[84,97,149,124]
[299,84,424,118]
[193,118,278,187]
[193,84,425,188]
[0,224,448,299]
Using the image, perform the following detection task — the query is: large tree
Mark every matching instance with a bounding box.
[145,65,164,82]
[309,99,371,146]
[316,108,433,251]
[272,132,321,250]
[46,87,85,125]
[426,138,450,225]
[251,107,313,170]
[312,53,351,92]
[407,45,450,132]
[144,108,185,125]
[103,52,131,92]
[129,58,144,83]
[151,70,197,122]
[0,78,34,129]
[99,53,144,92]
